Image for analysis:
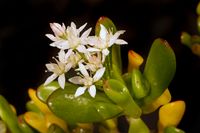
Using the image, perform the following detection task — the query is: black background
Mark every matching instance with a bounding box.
[0,0,200,132]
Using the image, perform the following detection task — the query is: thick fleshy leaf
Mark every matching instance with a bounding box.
[110,64,125,84]
[18,115,35,133]
[37,81,60,103]
[0,95,23,133]
[95,16,122,74]
[47,124,66,133]
[47,83,123,124]
[24,112,48,133]
[158,101,185,128]
[45,113,68,132]
[180,32,192,48]
[28,88,51,113]
[164,126,185,133]
[26,101,42,114]
[0,120,7,133]
[128,50,144,72]
[143,38,176,105]
[103,79,142,118]
[142,89,171,114]
[131,69,150,99]
[128,118,150,133]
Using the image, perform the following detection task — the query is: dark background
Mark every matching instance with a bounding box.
[0,0,200,132]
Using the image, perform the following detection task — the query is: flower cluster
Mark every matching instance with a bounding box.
[44,22,127,98]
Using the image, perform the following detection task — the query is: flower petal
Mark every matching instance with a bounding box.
[58,50,66,63]
[74,87,87,97]
[65,62,72,72]
[102,48,110,56]
[87,47,100,52]
[93,67,105,82]
[109,30,125,45]
[100,24,107,40]
[79,63,89,77]
[50,23,64,36]
[78,23,87,33]
[45,34,57,41]
[87,36,98,46]
[115,39,128,45]
[44,73,58,86]
[88,85,96,98]
[81,28,92,39]
[58,74,65,89]
[56,41,70,50]
[65,49,73,60]
[71,22,77,31]
[46,63,58,72]
[68,76,83,84]
[77,45,87,53]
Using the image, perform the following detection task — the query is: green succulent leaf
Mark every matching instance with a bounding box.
[37,81,60,103]
[47,83,123,124]
[143,38,176,105]
[95,16,122,74]
[103,79,142,118]
[128,118,150,133]
[47,124,66,133]
[131,69,150,99]
[164,126,185,133]
[180,32,192,48]
[0,120,7,133]
[0,95,23,133]
[26,101,41,114]
[18,115,35,133]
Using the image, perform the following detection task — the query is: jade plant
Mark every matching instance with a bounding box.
[181,1,200,57]
[0,16,186,133]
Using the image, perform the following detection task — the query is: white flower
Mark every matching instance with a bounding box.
[47,22,92,52]
[69,63,105,98]
[44,51,72,89]
[45,23,68,50]
[64,22,92,52]
[85,52,103,72]
[88,24,128,62]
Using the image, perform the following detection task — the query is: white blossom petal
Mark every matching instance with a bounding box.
[50,23,64,36]
[68,76,83,84]
[45,34,57,41]
[46,63,58,72]
[102,48,110,56]
[78,23,87,33]
[75,87,87,97]
[109,30,125,45]
[81,28,92,39]
[56,41,70,50]
[44,73,58,86]
[65,49,73,60]
[93,67,105,82]
[58,50,65,63]
[115,39,128,45]
[100,24,107,40]
[87,36,98,46]
[71,22,77,31]
[65,63,72,71]
[87,47,100,52]
[58,73,65,89]
[49,40,69,49]
[79,63,89,77]
[77,45,87,53]
[88,85,96,98]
